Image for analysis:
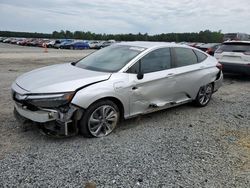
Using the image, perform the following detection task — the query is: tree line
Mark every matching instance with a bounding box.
[0,31,51,39]
[0,30,223,43]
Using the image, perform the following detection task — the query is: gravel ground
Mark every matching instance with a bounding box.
[0,43,249,187]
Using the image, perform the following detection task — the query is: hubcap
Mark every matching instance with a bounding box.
[198,84,213,105]
[88,105,118,137]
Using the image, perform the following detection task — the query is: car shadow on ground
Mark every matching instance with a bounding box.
[117,102,194,131]
[223,73,250,82]
[15,102,194,140]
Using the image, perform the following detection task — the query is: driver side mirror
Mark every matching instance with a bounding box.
[137,60,144,80]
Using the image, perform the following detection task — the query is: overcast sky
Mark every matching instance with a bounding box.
[0,0,249,34]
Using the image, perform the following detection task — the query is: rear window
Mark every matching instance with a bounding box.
[194,50,207,62]
[174,48,198,67]
[218,43,250,52]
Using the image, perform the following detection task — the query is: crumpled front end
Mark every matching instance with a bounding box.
[12,83,84,137]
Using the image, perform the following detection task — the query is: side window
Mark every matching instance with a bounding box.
[127,48,171,74]
[194,50,207,62]
[174,48,198,67]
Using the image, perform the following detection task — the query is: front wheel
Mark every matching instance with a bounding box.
[79,100,120,138]
[194,83,213,107]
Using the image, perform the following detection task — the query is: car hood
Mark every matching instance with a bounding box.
[15,63,111,93]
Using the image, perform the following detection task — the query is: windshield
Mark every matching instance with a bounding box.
[75,45,145,72]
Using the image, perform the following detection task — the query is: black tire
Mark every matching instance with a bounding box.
[79,100,120,138]
[194,83,213,107]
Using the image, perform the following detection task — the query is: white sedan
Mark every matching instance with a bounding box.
[12,42,223,137]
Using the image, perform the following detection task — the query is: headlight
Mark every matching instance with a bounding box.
[26,92,74,108]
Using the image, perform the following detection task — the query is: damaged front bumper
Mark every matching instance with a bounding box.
[14,102,83,137]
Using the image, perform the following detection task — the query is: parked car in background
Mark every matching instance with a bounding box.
[54,39,74,49]
[19,38,32,46]
[46,40,56,48]
[214,41,250,75]
[10,38,19,44]
[0,37,7,42]
[16,38,26,45]
[36,39,49,47]
[12,42,223,138]
[53,39,62,48]
[26,39,41,46]
[100,40,116,48]
[3,38,13,43]
[187,42,201,47]
[63,41,89,49]
[88,41,102,49]
[197,43,221,56]
[194,43,205,48]
[223,33,250,41]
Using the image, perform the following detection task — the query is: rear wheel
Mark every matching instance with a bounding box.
[194,83,213,107]
[79,100,120,138]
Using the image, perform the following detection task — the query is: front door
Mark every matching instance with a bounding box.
[126,47,177,116]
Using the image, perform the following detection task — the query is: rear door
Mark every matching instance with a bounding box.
[171,47,211,101]
[126,47,177,116]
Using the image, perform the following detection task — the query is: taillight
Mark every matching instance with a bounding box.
[206,48,213,54]
[216,62,223,70]
[243,51,250,55]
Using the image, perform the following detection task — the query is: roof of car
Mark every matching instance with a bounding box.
[223,41,250,44]
[199,43,220,48]
[116,41,185,49]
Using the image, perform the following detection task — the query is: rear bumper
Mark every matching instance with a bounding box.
[219,62,250,75]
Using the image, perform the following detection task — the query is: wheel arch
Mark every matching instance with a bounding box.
[86,96,125,120]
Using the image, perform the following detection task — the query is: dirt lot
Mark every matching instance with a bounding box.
[0,43,249,187]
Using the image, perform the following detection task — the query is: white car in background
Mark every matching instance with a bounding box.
[214,41,250,75]
[12,42,223,138]
[88,41,102,49]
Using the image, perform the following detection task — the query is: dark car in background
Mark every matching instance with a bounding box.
[63,41,89,49]
[197,43,221,56]
[214,41,250,75]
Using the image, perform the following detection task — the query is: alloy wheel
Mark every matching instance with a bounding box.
[198,84,213,105]
[88,105,118,137]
